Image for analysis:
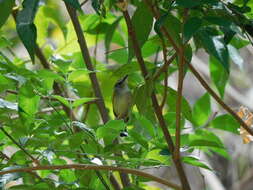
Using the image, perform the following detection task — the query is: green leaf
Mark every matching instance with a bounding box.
[63,0,82,12]
[192,93,211,127]
[72,97,97,108]
[0,0,15,28]
[166,87,192,121]
[128,130,149,149]
[128,2,153,62]
[175,0,201,8]
[134,81,153,116]
[175,0,218,8]
[18,83,40,119]
[16,0,39,62]
[91,0,105,17]
[182,156,212,170]
[59,169,77,183]
[183,17,202,43]
[52,95,71,108]
[188,129,225,149]
[189,139,224,148]
[209,56,229,98]
[210,114,239,134]
[198,29,229,72]
[96,120,126,144]
[69,133,84,149]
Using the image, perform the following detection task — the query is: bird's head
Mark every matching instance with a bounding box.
[114,75,128,89]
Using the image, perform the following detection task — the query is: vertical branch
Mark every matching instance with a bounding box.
[175,8,189,160]
[64,4,109,123]
[175,46,184,160]
[64,3,130,189]
[118,3,191,189]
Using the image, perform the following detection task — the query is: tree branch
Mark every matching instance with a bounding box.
[64,3,129,189]
[119,4,191,190]
[175,45,184,160]
[0,164,182,190]
[175,8,189,161]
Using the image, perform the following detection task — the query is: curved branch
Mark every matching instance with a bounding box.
[0,164,182,190]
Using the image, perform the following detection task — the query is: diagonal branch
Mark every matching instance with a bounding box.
[118,4,191,190]
[175,8,189,161]
[0,164,182,190]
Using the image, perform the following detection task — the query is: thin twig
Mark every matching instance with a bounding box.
[119,3,191,189]
[0,126,40,166]
[0,164,182,190]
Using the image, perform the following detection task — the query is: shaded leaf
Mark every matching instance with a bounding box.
[183,17,202,43]
[128,2,153,62]
[198,29,229,72]
[0,0,15,28]
[16,0,39,62]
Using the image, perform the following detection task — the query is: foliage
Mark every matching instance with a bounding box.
[0,0,252,189]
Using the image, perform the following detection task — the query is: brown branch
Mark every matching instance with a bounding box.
[119,5,191,190]
[143,0,253,138]
[64,3,109,123]
[0,126,40,166]
[64,3,128,189]
[0,164,182,190]
[175,8,189,161]
[175,45,184,160]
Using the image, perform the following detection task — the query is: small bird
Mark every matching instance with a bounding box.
[112,75,133,136]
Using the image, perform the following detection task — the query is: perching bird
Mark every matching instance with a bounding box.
[112,75,133,136]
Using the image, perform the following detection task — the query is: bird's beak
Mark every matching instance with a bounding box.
[119,75,128,83]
